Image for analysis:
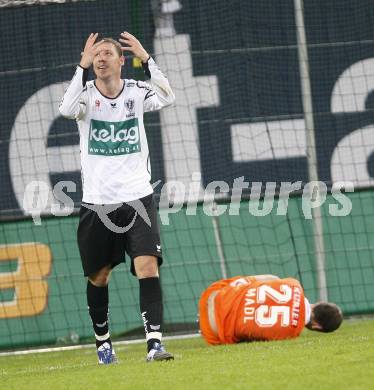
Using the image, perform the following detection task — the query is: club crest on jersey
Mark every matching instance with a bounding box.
[125,98,135,118]
[88,118,141,156]
[94,99,102,111]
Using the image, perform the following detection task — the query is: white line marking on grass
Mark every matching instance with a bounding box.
[0,333,201,357]
[2,362,98,377]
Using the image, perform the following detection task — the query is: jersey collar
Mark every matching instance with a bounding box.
[93,79,125,100]
[304,298,311,325]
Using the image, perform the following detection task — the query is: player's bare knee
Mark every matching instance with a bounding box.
[136,264,159,278]
[88,265,112,286]
[134,256,159,278]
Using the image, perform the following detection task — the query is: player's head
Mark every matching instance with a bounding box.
[307,302,343,333]
[93,38,124,80]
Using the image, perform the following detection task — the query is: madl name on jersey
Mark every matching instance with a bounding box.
[88,118,141,156]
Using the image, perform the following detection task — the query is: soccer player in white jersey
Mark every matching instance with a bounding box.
[59,32,175,364]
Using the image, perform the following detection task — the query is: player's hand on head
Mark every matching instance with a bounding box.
[80,33,104,69]
[119,32,149,63]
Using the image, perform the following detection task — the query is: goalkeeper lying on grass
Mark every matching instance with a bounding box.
[199,275,343,344]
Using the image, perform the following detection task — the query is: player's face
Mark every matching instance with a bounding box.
[93,43,123,80]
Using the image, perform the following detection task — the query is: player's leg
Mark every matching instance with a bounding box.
[134,256,161,348]
[77,204,123,365]
[87,265,117,364]
[125,194,173,361]
[134,255,173,361]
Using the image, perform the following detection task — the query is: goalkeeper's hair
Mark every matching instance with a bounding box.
[102,37,122,57]
[313,302,343,332]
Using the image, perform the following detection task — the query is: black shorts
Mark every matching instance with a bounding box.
[77,193,162,277]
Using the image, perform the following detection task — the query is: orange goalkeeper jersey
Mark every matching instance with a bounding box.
[199,276,308,344]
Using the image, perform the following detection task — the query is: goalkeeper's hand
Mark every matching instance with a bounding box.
[79,33,104,69]
[119,32,150,63]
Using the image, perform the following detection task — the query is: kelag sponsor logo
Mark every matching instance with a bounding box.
[88,118,141,156]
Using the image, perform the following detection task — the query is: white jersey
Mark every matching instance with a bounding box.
[59,58,175,204]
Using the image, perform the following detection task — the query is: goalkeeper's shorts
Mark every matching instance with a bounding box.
[77,193,162,277]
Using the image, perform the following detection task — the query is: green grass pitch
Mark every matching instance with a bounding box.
[1,319,373,390]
